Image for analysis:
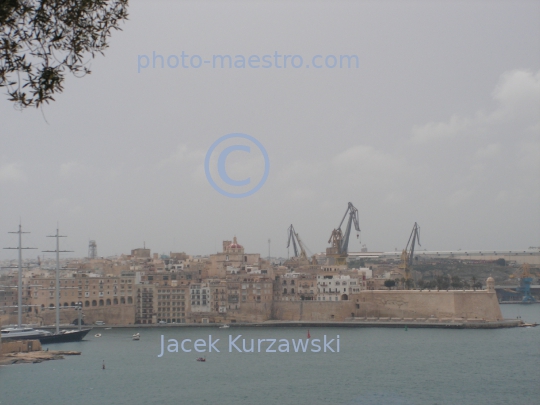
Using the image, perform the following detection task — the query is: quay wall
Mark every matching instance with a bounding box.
[1,292,503,326]
[350,290,502,321]
[72,306,136,325]
[270,291,503,322]
[272,301,356,321]
[18,306,136,326]
[225,302,272,323]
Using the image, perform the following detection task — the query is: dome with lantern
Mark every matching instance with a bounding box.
[226,236,244,252]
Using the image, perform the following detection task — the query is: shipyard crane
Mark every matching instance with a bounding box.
[326,202,361,265]
[516,263,536,303]
[287,224,309,261]
[399,222,420,288]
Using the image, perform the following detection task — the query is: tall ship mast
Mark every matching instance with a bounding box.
[3,223,36,328]
[43,228,71,334]
[1,224,91,343]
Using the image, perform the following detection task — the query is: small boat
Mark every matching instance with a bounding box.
[104,327,112,330]
[219,324,230,329]
[196,357,206,362]
[95,333,102,338]
[132,333,140,340]
[519,323,538,327]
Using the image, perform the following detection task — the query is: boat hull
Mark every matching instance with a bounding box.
[39,328,92,344]
[1,332,51,341]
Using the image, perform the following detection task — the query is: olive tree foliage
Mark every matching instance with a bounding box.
[0,0,128,109]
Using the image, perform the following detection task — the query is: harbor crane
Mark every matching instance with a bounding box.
[399,222,420,288]
[286,225,314,268]
[326,202,361,265]
[516,263,536,303]
[287,224,309,261]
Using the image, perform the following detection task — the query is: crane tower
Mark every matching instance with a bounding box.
[326,202,360,265]
[399,222,420,288]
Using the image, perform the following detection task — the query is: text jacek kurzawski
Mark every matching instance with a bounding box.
[157,334,340,357]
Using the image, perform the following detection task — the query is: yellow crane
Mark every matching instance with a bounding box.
[287,224,309,261]
[326,202,360,265]
[398,222,420,288]
[285,224,312,267]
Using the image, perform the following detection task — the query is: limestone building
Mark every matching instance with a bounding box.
[207,237,262,278]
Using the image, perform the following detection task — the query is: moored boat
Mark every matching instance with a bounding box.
[0,326,91,344]
[1,326,53,341]
[38,328,92,344]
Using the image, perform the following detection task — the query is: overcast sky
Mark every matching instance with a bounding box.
[1,0,539,260]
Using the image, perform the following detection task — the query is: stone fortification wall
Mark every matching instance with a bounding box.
[32,306,136,325]
[451,291,503,320]
[1,339,42,355]
[226,302,272,323]
[268,291,502,322]
[354,290,503,321]
[1,292,502,326]
[76,306,136,325]
[271,301,356,321]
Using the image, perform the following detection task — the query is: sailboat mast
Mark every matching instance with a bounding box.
[17,225,22,328]
[5,224,35,328]
[55,229,60,334]
[44,227,72,335]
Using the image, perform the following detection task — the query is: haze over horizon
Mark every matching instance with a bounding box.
[1,1,539,260]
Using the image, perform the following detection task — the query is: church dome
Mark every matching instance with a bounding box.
[229,236,243,249]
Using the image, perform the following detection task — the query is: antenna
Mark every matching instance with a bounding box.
[88,240,98,259]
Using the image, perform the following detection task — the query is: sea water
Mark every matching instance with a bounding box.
[0,305,538,405]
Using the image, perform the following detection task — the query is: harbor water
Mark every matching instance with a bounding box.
[1,305,538,405]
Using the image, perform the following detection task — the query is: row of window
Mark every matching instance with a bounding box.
[39,297,134,308]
